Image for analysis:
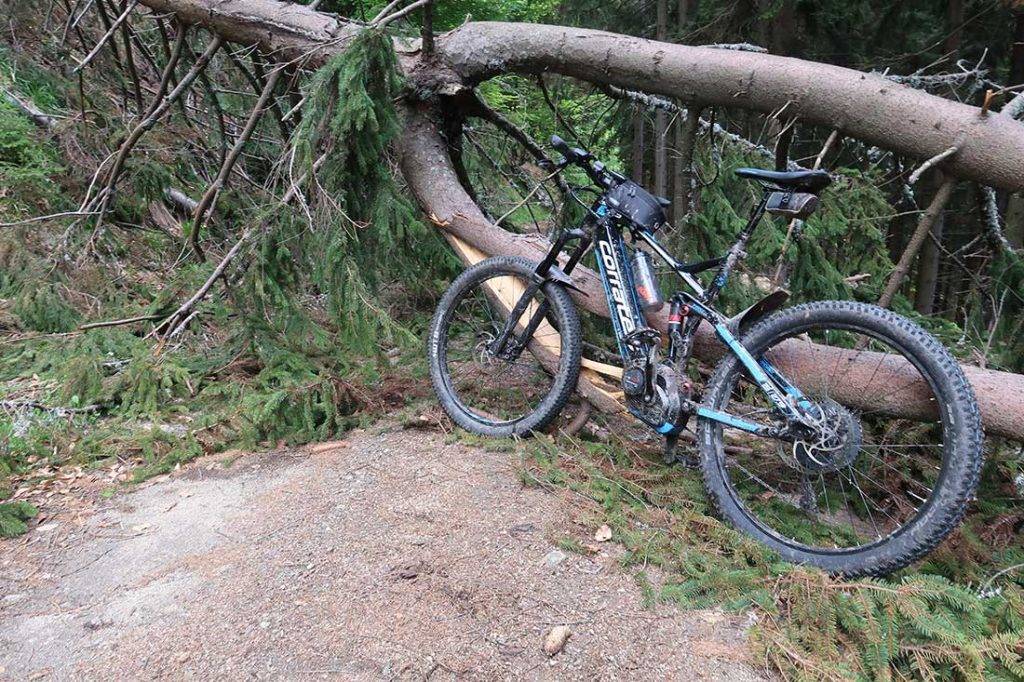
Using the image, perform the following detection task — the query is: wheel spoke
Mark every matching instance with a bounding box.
[439,270,564,427]
[706,313,957,560]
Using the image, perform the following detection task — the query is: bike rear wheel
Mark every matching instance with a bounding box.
[698,301,982,577]
[427,256,581,437]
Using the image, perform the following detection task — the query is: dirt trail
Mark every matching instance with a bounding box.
[0,426,766,680]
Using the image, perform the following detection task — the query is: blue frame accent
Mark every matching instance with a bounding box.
[711,322,800,419]
[695,407,769,435]
[582,199,809,438]
[760,359,815,411]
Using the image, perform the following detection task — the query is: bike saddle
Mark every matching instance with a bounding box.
[734,167,832,192]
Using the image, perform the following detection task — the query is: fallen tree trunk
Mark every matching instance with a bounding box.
[397,106,1024,440]
[438,23,1024,192]
[126,0,1024,438]
[136,0,1024,192]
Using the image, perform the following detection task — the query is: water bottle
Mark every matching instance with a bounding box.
[631,250,664,312]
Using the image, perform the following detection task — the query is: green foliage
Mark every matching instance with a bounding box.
[295,29,403,221]
[108,353,195,417]
[238,374,359,446]
[12,284,79,332]
[244,29,456,363]
[129,430,203,482]
[509,430,1024,682]
[0,103,61,214]
[664,144,896,315]
[0,500,37,537]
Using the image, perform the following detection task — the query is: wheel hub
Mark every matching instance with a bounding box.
[792,398,862,472]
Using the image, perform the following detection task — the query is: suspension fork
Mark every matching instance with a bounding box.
[488,228,591,358]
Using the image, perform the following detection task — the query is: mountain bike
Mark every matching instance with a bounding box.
[427,135,983,577]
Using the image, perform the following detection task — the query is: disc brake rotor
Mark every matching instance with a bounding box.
[792,398,863,473]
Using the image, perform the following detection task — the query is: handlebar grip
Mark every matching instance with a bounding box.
[550,134,570,155]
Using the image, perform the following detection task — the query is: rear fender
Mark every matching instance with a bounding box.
[726,290,790,336]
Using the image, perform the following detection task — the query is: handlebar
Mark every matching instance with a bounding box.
[549,134,623,189]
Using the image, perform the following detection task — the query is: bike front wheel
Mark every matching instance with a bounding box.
[697,301,983,577]
[427,256,582,438]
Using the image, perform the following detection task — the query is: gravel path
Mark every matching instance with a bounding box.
[0,426,766,680]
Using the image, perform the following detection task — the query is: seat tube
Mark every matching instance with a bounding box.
[705,193,770,301]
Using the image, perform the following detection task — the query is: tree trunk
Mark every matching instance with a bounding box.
[1006,195,1024,249]
[879,179,955,309]
[677,0,689,33]
[913,206,944,315]
[441,23,1024,192]
[120,0,1024,439]
[672,106,701,226]
[1012,9,1024,89]
[944,0,964,56]
[770,0,797,55]
[631,112,645,182]
[669,0,693,225]
[136,1,1024,191]
[652,0,668,198]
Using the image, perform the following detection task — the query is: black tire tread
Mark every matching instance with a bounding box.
[427,256,582,438]
[697,300,983,578]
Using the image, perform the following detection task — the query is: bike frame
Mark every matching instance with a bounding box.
[492,184,816,441]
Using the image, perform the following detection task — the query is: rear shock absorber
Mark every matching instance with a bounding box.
[666,297,687,364]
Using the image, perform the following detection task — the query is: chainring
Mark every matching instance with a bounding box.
[626,363,684,428]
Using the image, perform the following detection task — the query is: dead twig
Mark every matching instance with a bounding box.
[73,0,139,73]
[86,34,222,233]
[189,63,286,260]
[78,314,161,330]
[152,153,328,343]
[907,145,959,185]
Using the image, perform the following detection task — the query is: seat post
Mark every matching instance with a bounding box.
[703,192,771,303]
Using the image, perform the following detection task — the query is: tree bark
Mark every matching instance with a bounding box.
[652,0,669,198]
[944,0,964,56]
[671,106,701,226]
[1012,9,1024,90]
[441,23,1024,192]
[123,0,1024,439]
[631,112,645,182]
[879,179,955,310]
[134,1,1024,191]
[677,0,689,32]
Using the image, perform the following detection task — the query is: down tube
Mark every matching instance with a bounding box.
[592,220,646,356]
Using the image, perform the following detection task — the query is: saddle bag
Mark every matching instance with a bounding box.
[766,191,819,219]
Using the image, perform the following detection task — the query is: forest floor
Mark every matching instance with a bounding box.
[0,422,765,680]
